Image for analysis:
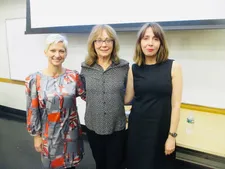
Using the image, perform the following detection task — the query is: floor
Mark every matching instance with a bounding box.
[0,111,209,169]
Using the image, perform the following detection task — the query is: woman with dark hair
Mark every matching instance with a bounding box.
[125,22,183,169]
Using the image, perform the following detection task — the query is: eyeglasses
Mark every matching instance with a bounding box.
[94,39,113,45]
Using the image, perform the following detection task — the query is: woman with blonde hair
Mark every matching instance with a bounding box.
[125,22,183,169]
[25,34,85,169]
[81,24,129,169]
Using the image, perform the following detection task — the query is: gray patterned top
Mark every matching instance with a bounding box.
[81,59,129,135]
[25,69,85,169]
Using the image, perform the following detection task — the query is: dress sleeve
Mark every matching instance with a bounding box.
[74,70,86,101]
[25,73,42,136]
[80,67,86,91]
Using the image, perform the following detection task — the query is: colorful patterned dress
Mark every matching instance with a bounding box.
[25,69,85,169]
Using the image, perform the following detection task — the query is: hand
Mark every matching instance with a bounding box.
[165,136,176,155]
[34,135,43,152]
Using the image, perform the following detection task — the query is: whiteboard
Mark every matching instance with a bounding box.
[29,0,225,28]
[5,18,225,110]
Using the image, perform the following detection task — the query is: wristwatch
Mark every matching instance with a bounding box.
[169,132,177,138]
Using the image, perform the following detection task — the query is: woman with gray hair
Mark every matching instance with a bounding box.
[25,34,85,169]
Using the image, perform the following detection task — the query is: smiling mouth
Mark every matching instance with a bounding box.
[52,57,62,60]
[52,59,61,61]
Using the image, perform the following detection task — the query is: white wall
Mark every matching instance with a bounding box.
[0,0,26,110]
[0,0,26,78]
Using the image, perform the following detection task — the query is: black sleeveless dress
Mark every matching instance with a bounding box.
[127,59,176,169]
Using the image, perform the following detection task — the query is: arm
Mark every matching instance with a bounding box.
[25,74,42,152]
[165,61,183,155]
[124,66,134,104]
[170,61,182,136]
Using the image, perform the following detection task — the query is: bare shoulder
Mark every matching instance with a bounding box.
[172,61,182,77]
[172,61,181,69]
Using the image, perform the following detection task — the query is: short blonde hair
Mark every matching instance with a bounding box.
[45,34,68,52]
[85,25,120,66]
[134,22,169,66]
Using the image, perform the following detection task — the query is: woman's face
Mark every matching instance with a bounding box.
[141,27,161,58]
[45,42,67,67]
[94,29,113,59]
